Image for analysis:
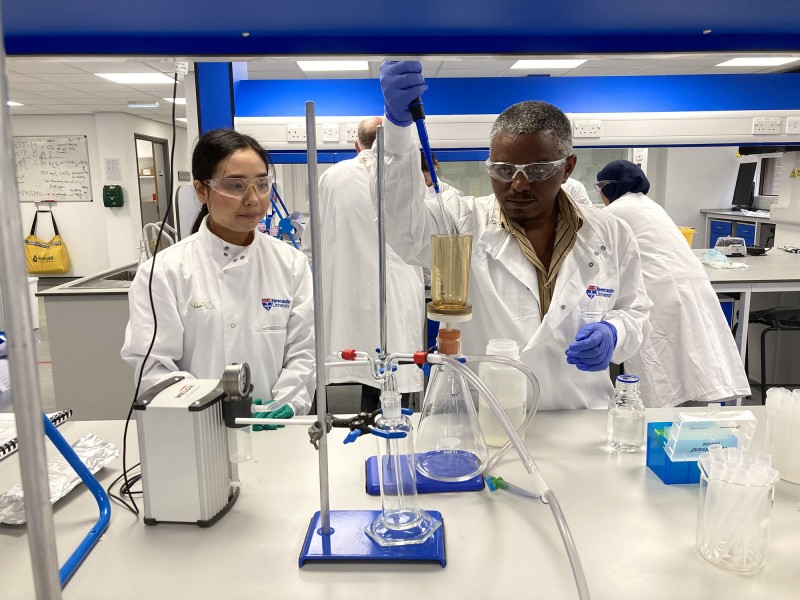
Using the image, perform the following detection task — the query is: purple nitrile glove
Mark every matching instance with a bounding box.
[565,321,618,372]
[379,61,428,127]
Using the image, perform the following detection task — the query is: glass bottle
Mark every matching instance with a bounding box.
[607,374,645,452]
[365,391,441,546]
[415,328,487,481]
[478,339,527,447]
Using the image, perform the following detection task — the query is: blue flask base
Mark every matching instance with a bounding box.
[416,449,482,482]
[299,510,446,567]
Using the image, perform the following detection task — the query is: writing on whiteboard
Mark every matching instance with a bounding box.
[14,136,92,202]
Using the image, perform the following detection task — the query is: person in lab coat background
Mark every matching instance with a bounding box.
[597,160,750,406]
[312,117,424,412]
[562,178,593,207]
[122,129,315,421]
[376,61,652,410]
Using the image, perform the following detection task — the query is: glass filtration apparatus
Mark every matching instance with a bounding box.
[428,234,473,323]
[416,328,487,481]
[365,390,441,546]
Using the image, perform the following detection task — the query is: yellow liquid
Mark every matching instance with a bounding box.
[431,235,472,309]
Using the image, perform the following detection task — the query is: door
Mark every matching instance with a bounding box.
[135,135,173,229]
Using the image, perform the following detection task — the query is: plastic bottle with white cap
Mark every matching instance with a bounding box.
[478,339,527,447]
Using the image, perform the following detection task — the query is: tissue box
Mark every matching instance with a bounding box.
[646,422,701,485]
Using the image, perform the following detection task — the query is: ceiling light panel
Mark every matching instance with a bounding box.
[296,60,369,72]
[162,97,186,104]
[96,72,175,84]
[716,57,800,67]
[511,59,587,69]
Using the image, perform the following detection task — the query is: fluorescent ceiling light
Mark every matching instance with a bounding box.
[7,101,23,106]
[176,117,188,123]
[511,59,587,69]
[128,101,160,109]
[163,97,186,104]
[716,57,800,67]
[297,60,369,72]
[96,72,175,84]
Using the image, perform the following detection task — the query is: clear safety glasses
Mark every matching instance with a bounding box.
[204,176,273,199]
[484,156,568,183]
[595,180,616,196]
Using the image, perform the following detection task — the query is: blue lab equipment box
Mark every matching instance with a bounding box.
[646,422,701,485]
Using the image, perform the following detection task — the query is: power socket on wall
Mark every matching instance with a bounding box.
[786,117,800,135]
[752,117,781,135]
[286,124,307,142]
[573,120,602,138]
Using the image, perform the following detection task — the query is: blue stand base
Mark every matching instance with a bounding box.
[299,510,446,567]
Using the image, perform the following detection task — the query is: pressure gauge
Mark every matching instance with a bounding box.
[223,363,251,398]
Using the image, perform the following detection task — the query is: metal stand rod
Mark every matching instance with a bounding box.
[305,101,331,533]
[0,24,63,599]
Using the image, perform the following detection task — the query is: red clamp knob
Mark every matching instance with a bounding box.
[413,351,428,365]
[340,349,358,361]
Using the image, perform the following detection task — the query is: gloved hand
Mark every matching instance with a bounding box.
[252,398,294,431]
[565,321,618,372]
[379,61,428,127]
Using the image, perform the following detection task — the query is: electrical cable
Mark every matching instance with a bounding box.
[107,70,180,516]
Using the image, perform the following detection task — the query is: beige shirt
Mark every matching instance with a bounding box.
[499,190,583,317]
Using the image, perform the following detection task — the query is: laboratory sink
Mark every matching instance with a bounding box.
[62,263,140,291]
[103,268,138,282]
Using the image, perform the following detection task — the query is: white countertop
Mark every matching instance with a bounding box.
[699,209,774,223]
[1,406,798,600]
[694,248,800,284]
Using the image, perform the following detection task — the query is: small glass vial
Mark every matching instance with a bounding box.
[607,374,645,452]
[478,339,527,447]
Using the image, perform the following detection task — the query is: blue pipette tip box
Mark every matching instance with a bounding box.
[646,422,701,485]
[365,455,484,495]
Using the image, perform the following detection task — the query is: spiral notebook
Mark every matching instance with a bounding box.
[0,409,73,462]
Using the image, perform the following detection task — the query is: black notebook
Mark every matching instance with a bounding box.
[0,409,73,462]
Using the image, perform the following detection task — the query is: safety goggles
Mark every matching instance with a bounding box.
[594,180,617,196]
[204,176,273,199]
[484,157,568,183]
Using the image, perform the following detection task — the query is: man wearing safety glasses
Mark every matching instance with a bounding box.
[375,61,652,410]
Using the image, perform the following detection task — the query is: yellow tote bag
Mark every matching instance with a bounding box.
[24,211,70,274]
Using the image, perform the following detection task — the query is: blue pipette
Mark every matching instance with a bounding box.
[410,96,452,234]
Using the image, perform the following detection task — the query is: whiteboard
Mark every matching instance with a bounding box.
[14,136,92,202]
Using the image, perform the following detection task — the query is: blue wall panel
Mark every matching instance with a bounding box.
[236,74,800,118]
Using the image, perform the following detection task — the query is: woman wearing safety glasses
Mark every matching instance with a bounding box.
[122,129,315,422]
[376,61,652,410]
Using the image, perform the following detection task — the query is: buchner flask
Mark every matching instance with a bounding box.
[415,330,487,482]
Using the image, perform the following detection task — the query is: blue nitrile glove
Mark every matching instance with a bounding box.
[565,321,618,372]
[379,61,428,127]
[252,399,294,431]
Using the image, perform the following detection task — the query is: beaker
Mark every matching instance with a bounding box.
[696,471,778,573]
[415,329,487,481]
[365,391,441,546]
[428,234,472,320]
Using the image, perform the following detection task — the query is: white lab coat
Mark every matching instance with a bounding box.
[121,218,316,414]
[604,193,751,406]
[312,150,424,392]
[374,121,652,409]
[562,178,593,206]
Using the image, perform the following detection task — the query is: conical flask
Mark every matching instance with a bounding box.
[415,329,487,482]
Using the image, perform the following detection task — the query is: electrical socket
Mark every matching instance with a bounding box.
[752,117,781,135]
[286,124,306,142]
[786,117,800,135]
[573,120,602,138]
[345,123,359,142]
[322,123,340,142]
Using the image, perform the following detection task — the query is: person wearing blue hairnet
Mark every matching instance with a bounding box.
[597,160,750,406]
[373,61,652,410]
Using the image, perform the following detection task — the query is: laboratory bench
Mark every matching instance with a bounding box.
[37,262,137,421]
[1,406,798,600]
[696,249,800,366]
[699,209,776,249]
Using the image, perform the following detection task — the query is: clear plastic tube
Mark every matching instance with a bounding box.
[436,354,591,600]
